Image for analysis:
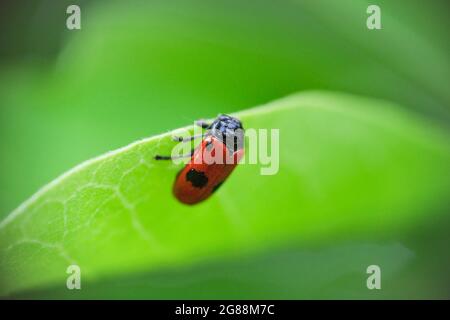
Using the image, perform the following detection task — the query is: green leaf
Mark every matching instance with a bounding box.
[1,91,449,298]
[3,0,450,218]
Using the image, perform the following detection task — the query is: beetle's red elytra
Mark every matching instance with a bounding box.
[155,114,245,205]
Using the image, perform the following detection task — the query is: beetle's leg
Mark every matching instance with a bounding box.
[154,149,194,160]
[172,133,204,142]
[171,119,210,142]
[195,120,210,129]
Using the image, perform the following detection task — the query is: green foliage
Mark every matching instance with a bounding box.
[1,91,449,298]
[1,0,450,217]
[1,0,449,299]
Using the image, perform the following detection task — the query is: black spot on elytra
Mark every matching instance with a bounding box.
[212,181,223,193]
[186,168,208,188]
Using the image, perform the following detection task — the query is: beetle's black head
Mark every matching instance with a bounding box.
[209,114,244,151]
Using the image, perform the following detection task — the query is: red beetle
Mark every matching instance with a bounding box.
[155,114,245,205]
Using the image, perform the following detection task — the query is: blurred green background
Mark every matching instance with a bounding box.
[0,0,449,298]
